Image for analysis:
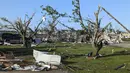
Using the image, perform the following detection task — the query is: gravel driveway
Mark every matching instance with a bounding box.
[110,42,130,48]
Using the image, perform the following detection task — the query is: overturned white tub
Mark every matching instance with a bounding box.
[33,50,61,65]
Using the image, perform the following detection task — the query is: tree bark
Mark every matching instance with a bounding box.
[22,36,32,48]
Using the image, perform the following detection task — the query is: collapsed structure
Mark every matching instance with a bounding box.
[102,32,123,44]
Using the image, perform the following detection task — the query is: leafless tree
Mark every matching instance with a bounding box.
[88,6,112,56]
[40,5,67,42]
[0,13,44,48]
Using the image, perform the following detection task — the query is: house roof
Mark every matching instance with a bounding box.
[0,28,16,32]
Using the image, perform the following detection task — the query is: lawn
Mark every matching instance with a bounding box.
[34,43,130,73]
[0,43,130,73]
[51,43,130,73]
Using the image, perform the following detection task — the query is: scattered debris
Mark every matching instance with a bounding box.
[114,64,125,70]
[112,49,115,54]
[87,52,93,57]
[51,65,58,70]
[31,44,36,47]
[11,64,23,70]
[67,66,83,72]
[0,50,61,72]
[4,42,11,46]
[0,51,22,62]
[23,65,37,71]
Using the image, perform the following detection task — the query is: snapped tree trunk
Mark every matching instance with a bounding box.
[92,45,102,57]
[92,39,103,57]
[22,36,25,48]
[22,36,28,48]
[92,42,97,56]
[23,37,32,48]
[95,47,101,56]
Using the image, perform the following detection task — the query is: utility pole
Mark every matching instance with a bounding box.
[102,7,130,33]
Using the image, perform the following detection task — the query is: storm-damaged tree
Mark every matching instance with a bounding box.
[90,6,130,56]
[40,5,67,42]
[72,0,112,57]
[0,13,44,48]
[71,0,91,43]
[87,6,112,57]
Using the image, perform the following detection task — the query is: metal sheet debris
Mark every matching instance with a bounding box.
[33,49,61,65]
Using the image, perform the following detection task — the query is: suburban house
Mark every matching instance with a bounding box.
[0,28,22,44]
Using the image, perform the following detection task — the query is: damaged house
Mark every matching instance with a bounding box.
[0,28,22,44]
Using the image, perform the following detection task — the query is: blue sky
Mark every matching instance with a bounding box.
[0,0,130,31]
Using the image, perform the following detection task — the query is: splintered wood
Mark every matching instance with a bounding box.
[0,51,22,62]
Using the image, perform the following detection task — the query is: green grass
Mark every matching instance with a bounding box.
[0,44,22,49]
[49,43,130,73]
[0,43,130,73]
[122,38,130,41]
